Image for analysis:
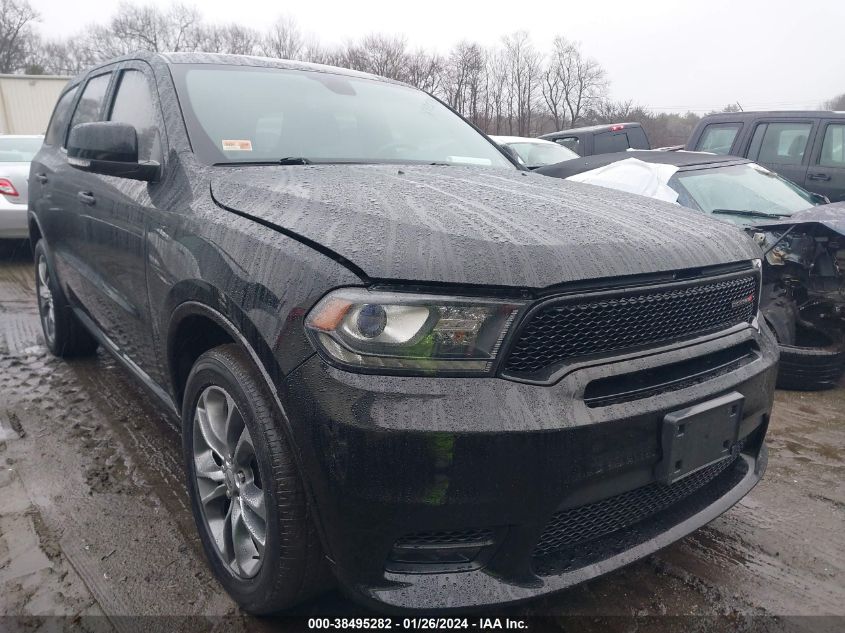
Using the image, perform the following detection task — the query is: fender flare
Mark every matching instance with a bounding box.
[166,299,334,557]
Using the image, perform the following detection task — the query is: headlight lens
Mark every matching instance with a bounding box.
[305,288,526,374]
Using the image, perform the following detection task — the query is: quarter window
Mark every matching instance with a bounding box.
[45,86,79,147]
[696,123,741,155]
[69,73,112,129]
[753,122,813,165]
[820,124,845,168]
[109,70,160,162]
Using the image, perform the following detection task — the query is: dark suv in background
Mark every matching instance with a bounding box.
[540,122,650,156]
[29,52,777,613]
[687,111,845,202]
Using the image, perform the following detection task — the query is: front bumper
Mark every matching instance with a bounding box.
[282,321,778,612]
[0,196,28,238]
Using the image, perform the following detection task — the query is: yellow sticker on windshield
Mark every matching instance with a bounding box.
[222,139,253,151]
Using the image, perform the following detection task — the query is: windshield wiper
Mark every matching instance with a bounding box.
[711,209,791,219]
[214,157,312,166]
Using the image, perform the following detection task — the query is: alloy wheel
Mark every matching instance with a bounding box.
[37,254,56,345]
[192,385,267,578]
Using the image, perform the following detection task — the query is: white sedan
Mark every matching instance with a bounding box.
[490,135,579,169]
[0,135,43,239]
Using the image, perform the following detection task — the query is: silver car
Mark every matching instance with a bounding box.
[0,135,43,239]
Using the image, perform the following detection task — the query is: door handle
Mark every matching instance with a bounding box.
[77,191,96,206]
[34,173,48,184]
[807,173,831,181]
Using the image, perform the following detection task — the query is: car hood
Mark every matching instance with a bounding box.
[752,202,845,235]
[210,164,759,288]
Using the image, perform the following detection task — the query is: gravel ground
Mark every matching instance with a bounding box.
[0,240,843,633]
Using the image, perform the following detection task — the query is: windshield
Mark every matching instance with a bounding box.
[0,137,42,162]
[172,64,513,168]
[506,141,578,167]
[668,163,817,222]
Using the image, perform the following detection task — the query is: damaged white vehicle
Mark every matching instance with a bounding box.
[538,151,845,389]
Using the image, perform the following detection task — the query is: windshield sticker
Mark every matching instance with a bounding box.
[446,156,492,166]
[222,139,253,151]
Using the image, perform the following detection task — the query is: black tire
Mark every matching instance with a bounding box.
[33,239,98,358]
[182,343,330,613]
[776,323,845,391]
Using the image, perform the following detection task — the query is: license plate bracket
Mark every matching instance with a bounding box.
[655,392,744,484]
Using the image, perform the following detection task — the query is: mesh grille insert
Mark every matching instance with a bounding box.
[504,274,757,375]
[394,528,495,548]
[533,452,741,558]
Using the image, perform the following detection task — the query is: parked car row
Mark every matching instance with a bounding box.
[24,52,777,614]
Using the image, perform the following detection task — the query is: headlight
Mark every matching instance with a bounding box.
[305,288,526,374]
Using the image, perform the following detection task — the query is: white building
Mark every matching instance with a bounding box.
[0,74,70,135]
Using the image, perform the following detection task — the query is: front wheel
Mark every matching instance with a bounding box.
[182,343,330,613]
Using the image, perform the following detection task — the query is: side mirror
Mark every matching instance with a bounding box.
[497,143,526,168]
[810,192,830,205]
[67,122,159,182]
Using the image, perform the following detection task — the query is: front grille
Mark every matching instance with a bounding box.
[394,528,495,548]
[504,274,757,375]
[533,451,741,558]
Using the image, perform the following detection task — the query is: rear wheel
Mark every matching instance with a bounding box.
[776,323,845,391]
[33,240,98,357]
[182,344,330,613]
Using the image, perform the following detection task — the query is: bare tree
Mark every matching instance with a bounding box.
[87,2,203,57]
[542,62,566,130]
[200,24,260,55]
[30,38,96,75]
[824,93,845,110]
[0,0,39,73]
[542,36,606,130]
[444,41,487,126]
[501,31,541,135]
[261,15,304,60]
[591,98,636,123]
[341,33,408,81]
[486,47,508,134]
[405,48,444,94]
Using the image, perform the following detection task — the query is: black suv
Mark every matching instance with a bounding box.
[29,52,777,613]
[539,122,650,156]
[686,111,845,202]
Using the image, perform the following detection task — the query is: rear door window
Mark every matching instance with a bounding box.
[751,122,813,165]
[593,132,629,154]
[696,123,741,154]
[45,86,79,147]
[819,124,845,167]
[555,136,581,155]
[69,73,112,129]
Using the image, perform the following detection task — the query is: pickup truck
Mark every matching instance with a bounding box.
[686,111,845,202]
[539,122,650,156]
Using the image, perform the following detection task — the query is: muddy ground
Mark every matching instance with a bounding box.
[0,240,843,633]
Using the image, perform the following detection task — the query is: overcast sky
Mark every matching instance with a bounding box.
[30,0,844,113]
